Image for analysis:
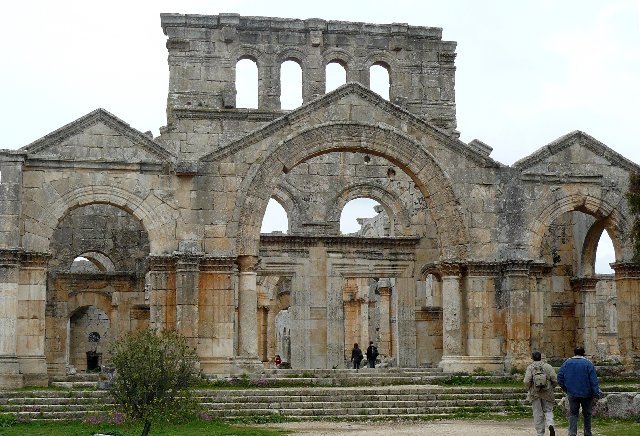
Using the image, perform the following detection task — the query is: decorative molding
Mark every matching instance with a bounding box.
[21,108,176,163]
[611,262,640,279]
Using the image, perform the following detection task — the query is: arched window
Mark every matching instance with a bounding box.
[340,198,382,235]
[70,252,115,273]
[280,60,302,110]
[369,63,390,100]
[235,58,258,109]
[325,61,347,93]
[261,198,289,234]
[594,231,615,274]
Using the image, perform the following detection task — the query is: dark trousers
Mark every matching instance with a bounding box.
[367,359,375,368]
[568,395,593,436]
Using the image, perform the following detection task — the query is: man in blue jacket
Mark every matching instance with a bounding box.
[557,347,602,436]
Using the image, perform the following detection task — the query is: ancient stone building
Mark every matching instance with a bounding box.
[0,13,638,388]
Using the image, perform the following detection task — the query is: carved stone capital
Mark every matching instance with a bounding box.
[175,253,202,271]
[237,255,259,273]
[20,251,51,268]
[570,277,600,291]
[611,262,640,279]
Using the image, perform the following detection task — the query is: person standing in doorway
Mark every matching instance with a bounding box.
[366,341,378,368]
[557,346,602,436]
[351,343,363,369]
[524,351,557,436]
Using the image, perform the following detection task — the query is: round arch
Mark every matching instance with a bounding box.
[326,182,413,236]
[233,122,468,258]
[67,292,113,320]
[528,191,628,262]
[24,185,176,255]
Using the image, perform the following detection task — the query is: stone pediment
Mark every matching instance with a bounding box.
[21,109,176,163]
[513,130,639,174]
[200,82,502,167]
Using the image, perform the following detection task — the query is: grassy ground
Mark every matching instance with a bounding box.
[0,419,289,436]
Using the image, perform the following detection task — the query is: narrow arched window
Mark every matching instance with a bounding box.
[369,63,390,100]
[261,198,289,234]
[325,61,347,93]
[280,60,302,110]
[594,231,615,274]
[236,58,258,109]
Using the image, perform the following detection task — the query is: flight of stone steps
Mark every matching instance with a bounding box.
[0,368,634,422]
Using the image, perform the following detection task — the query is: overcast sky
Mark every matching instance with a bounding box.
[2,0,637,271]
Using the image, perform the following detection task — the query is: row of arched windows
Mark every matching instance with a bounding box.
[236,59,390,110]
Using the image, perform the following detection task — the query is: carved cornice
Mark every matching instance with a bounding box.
[465,262,501,277]
[260,234,419,252]
[502,260,533,276]
[611,262,640,279]
[570,277,600,290]
[0,249,24,266]
[175,253,202,271]
[529,262,553,277]
[200,257,236,273]
[148,255,177,272]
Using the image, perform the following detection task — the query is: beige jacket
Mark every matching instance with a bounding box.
[523,361,558,402]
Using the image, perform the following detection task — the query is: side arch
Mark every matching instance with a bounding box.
[528,191,629,262]
[325,182,413,236]
[234,122,468,258]
[23,185,177,255]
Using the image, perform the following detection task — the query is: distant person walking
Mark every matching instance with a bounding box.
[351,343,363,369]
[557,346,602,436]
[524,351,557,436]
[365,341,379,368]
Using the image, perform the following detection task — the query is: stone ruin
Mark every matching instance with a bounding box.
[0,12,638,388]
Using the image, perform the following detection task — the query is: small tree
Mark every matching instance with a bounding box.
[626,172,640,262]
[108,329,199,436]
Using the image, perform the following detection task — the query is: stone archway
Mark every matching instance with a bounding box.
[326,182,413,236]
[233,122,468,259]
[23,184,177,255]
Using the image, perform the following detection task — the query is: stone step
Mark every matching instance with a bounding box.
[50,381,98,389]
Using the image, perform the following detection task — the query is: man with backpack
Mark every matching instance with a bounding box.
[366,341,378,368]
[524,351,558,436]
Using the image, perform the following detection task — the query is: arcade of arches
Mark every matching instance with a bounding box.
[0,13,638,388]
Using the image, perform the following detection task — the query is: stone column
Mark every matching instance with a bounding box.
[504,260,532,370]
[395,274,417,367]
[377,279,392,358]
[17,252,50,386]
[148,256,176,331]
[175,253,200,348]
[326,275,344,369]
[572,277,599,356]
[0,250,22,388]
[612,262,640,371]
[236,255,259,359]
[439,263,464,370]
[259,55,280,111]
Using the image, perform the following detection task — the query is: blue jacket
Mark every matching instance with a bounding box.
[557,356,601,398]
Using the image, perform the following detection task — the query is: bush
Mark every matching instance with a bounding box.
[108,329,199,436]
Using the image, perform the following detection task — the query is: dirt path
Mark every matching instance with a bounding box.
[261,418,554,435]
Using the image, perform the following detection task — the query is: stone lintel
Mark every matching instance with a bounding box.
[438,355,504,373]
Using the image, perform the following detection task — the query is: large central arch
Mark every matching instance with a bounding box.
[234,122,468,258]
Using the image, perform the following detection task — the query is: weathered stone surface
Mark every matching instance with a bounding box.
[0,12,639,385]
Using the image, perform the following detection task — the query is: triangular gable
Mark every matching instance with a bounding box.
[22,109,176,162]
[513,131,639,173]
[199,82,502,167]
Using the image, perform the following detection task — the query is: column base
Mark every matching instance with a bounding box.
[438,355,505,374]
[19,356,48,387]
[0,356,24,389]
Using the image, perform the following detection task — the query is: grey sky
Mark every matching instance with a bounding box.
[2,0,637,271]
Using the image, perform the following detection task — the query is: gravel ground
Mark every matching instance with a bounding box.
[260,418,554,435]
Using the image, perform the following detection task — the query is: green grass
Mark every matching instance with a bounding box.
[0,419,289,435]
